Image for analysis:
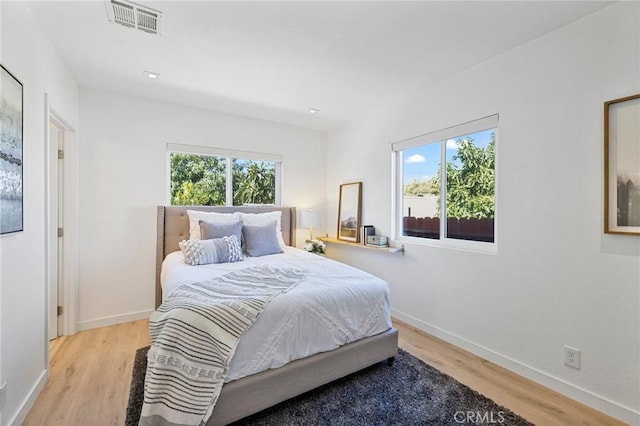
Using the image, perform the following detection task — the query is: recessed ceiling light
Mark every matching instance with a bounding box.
[143,70,159,79]
[309,108,320,114]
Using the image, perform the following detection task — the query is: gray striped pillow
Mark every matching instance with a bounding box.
[179,235,243,265]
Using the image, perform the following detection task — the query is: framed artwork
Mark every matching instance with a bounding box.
[0,64,23,235]
[337,182,362,242]
[605,93,640,235]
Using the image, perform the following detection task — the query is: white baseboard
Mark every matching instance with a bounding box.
[8,369,47,426]
[392,309,640,426]
[77,309,153,331]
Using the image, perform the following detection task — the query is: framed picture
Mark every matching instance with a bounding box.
[605,93,640,235]
[337,182,362,242]
[0,64,23,235]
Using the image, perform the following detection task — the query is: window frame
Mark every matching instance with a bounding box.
[166,143,283,207]
[391,115,498,254]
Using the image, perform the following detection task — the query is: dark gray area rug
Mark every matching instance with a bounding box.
[126,347,534,425]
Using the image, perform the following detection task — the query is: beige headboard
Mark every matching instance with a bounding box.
[155,206,297,307]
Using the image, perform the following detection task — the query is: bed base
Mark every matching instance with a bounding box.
[210,327,399,425]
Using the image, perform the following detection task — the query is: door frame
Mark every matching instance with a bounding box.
[47,117,64,341]
[44,94,78,364]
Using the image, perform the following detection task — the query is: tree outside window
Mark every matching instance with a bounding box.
[170,152,278,206]
[399,126,496,244]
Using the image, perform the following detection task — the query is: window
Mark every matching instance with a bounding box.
[167,144,281,206]
[393,115,497,248]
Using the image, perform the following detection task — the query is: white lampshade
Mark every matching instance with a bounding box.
[299,209,321,229]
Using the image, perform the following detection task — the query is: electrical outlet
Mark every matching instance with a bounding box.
[564,346,581,369]
[0,382,7,409]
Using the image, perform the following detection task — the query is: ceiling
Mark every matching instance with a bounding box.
[27,1,612,131]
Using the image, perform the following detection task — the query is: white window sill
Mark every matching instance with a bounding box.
[394,236,497,255]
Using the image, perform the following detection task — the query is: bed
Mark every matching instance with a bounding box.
[154,205,398,425]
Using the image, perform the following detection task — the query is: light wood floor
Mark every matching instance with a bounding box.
[25,320,151,426]
[24,319,624,426]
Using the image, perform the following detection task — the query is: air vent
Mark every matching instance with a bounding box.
[106,0,162,35]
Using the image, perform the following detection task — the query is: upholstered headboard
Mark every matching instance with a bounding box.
[155,206,297,307]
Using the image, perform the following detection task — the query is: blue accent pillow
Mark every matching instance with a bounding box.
[199,219,243,243]
[179,236,243,265]
[242,221,284,257]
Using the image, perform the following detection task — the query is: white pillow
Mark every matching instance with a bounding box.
[187,210,240,240]
[238,211,286,249]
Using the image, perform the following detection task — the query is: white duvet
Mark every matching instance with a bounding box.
[161,247,392,382]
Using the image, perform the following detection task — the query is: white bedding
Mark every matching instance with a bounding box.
[161,247,392,382]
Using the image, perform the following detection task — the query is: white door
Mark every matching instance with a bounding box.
[48,119,64,340]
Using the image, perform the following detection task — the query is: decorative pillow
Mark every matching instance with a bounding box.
[242,221,283,257]
[187,210,240,240]
[238,211,286,249]
[179,236,243,265]
[199,220,243,243]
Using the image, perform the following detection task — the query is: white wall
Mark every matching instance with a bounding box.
[326,3,639,424]
[77,89,327,329]
[0,2,79,424]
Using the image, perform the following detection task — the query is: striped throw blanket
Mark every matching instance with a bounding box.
[139,265,307,426]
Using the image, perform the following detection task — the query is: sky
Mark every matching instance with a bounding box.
[403,128,494,182]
